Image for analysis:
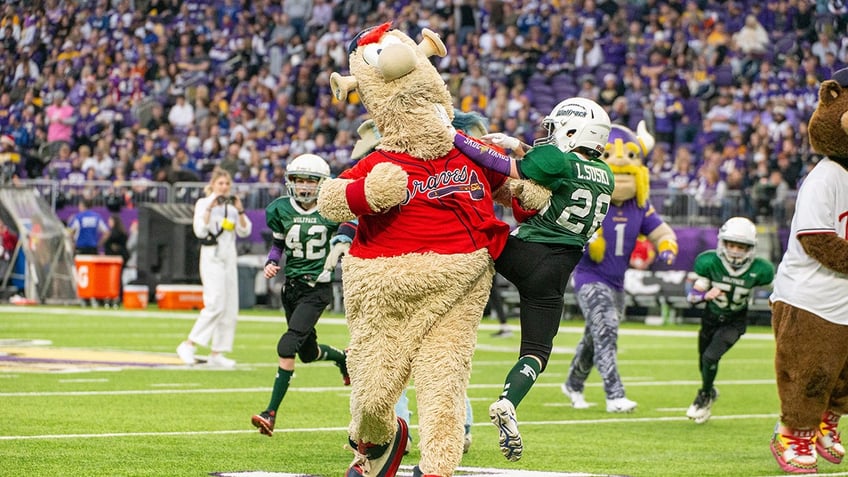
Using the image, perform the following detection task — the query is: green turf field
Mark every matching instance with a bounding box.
[0,305,834,476]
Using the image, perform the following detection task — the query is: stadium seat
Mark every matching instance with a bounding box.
[713,64,736,87]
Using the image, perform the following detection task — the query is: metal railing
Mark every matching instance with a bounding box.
[648,188,796,228]
[14,178,796,227]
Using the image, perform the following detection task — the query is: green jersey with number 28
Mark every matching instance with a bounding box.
[514,144,614,247]
[265,197,341,280]
[692,250,775,318]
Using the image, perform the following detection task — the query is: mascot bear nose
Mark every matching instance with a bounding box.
[378,42,417,82]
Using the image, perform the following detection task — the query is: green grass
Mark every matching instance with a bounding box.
[0,305,830,476]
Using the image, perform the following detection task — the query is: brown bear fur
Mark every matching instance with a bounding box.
[772,74,848,433]
[772,302,848,429]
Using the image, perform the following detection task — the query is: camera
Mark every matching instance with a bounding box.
[215,195,237,206]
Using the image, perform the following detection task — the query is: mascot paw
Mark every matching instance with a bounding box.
[657,249,676,265]
[510,179,551,211]
[365,162,409,212]
[588,229,606,263]
[588,237,605,263]
[318,178,358,222]
[656,239,678,266]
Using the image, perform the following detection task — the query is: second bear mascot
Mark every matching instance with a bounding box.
[318,23,509,477]
[769,67,848,474]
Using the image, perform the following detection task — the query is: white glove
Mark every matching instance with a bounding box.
[323,242,351,272]
[481,133,521,151]
[316,242,351,284]
[314,270,332,284]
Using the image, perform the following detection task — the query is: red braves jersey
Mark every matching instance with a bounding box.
[341,148,509,259]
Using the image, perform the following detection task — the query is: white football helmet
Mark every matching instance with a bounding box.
[535,97,611,158]
[717,217,757,269]
[285,153,331,202]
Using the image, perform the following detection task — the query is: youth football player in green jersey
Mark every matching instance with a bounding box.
[454,97,614,461]
[251,153,355,437]
[509,143,614,247]
[685,217,775,424]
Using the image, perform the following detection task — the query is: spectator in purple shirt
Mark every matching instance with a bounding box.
[129,155,153,182]
[601,31,628,67]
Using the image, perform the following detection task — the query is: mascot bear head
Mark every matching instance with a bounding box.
[809,68,848,168]
[330,23,454,160]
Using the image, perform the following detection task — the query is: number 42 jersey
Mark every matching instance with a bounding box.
[265,196,341,281]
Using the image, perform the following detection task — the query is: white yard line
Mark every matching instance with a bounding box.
[0,305,776,339]
[0,412,779,441]
[0,379,775,398]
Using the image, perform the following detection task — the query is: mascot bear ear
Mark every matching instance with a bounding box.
[819,80,843,105]
[419,28,447,57]
[331,73,359,103]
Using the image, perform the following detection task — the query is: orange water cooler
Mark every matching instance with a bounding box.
[123,285,150,309]
[155,284,205,310]
[74,255,123,300]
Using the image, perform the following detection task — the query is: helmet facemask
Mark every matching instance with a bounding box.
[533,118,560,148]
[718,239,754,268]
[717,217,757,270]
[286,174,324,203]
[284,153,331,204]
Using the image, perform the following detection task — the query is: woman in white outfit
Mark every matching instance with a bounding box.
[177,168,253,367]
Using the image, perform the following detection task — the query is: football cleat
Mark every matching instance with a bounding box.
[561,383,590,409]
[816,410,845,464]
[770,422,817,474]
[686,388,717,424]
[251,410,276,437]
[346,417,408,477]
[489,398,523,461]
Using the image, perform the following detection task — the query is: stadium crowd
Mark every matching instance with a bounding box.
[0,0,845,223]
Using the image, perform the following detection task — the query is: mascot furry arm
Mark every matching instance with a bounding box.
[351,113,549,222]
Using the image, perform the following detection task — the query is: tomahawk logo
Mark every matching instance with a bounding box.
[407,167,486,201]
